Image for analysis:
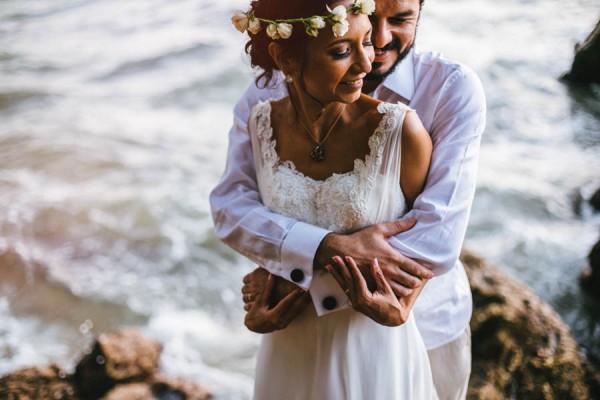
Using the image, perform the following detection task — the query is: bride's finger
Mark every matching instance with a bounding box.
[254,273,274,307]
[272,287,305,315]
[331,256,353,284]
[371,258,395,295]
[326,262,351,293]
[345,256,370,299]
[279,290,311,321]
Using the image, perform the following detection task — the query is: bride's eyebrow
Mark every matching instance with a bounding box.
[326,28,373,48]
[327,38,353,48]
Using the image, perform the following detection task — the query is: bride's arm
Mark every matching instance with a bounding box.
[400,110,432,209]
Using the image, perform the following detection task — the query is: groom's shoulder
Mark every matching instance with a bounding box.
[233,71,288,120]
[243,72,288,103]
[414,49,483,96]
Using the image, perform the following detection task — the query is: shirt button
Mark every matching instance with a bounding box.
[322,296,338,311]
[290,269,305,283]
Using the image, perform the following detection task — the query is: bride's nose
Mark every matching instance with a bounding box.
[353,44,373,74]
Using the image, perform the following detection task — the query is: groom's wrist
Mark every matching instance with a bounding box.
[314,232,344,271]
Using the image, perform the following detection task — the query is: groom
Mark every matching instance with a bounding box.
[210,0,486,398]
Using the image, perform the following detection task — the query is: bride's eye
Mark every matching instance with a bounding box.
[331,47,351,59]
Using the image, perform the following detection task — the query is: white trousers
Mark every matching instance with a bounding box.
[427,325,472,400]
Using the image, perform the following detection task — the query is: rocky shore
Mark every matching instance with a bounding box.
[2,251,599,399]
[0,329,212,400]
[461,249,600,400]
[562,18,600,84]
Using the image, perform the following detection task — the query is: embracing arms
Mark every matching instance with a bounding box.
[211,66,486,326]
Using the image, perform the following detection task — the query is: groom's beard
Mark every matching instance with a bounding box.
[365,39,414,83]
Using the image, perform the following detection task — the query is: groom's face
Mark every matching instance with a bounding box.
[366,0,421,82]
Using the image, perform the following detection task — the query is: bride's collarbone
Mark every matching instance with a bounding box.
[267,97,385,176]
[270,110,380,181]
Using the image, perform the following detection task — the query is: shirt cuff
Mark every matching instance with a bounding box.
[280,221,330,290]
[310,270,350,316]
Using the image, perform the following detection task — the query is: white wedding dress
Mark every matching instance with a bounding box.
[248,100,438,400]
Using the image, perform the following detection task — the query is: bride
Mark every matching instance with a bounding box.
[228,0,437,398]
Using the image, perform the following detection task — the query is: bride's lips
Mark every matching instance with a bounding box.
[340,78,364,90]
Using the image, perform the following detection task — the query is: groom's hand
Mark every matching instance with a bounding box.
[314,218,433,298]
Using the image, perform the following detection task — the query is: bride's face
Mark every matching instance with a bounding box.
[291,9,374,105]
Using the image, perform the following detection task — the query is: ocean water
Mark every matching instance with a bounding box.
[0,0,599,398]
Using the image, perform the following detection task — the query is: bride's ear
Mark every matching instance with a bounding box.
[268,42,299,78]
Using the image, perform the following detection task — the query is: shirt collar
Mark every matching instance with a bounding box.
[381,47,415,101]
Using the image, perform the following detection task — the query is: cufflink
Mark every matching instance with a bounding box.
[322,296,337,311]
[291,269,305,283]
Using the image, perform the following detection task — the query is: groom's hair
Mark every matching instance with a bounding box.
[245,0,339,88]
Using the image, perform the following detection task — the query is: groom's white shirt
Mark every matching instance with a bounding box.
[210,47,486,350]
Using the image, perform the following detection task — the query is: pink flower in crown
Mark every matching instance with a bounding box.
[231,10,249,33]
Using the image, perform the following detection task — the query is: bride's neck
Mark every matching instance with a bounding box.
[287,88,347,142]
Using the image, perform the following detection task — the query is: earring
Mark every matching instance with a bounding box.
[285,74,293,83]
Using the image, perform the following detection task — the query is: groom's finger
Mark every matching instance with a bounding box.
[373,218,417,237]
[387,280,415,298]
[388,254,433,281]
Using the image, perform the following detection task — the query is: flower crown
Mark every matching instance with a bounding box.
[232,0,376,39]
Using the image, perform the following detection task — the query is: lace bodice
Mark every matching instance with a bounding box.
[250,101,409,233]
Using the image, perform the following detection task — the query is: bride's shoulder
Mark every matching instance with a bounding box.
[353,94,384,124]
[269,96,288,114]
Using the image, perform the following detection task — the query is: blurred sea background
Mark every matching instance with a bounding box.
[0,0,599,398]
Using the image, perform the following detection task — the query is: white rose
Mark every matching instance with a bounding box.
[332,19,349,37]
[359,0,376,15]
[328,5,347,23]
[248,17,261,34]
[266,23,280,39]
[277,23,293,39]
[231,10,249,33]
[306,16,325,37]
[306,27,319,37]
[310,16,326,29]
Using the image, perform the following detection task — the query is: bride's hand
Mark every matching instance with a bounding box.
[326,256,409,327]
[244,273,311,334]
[242,267,301,310]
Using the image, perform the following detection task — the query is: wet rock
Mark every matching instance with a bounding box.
[150,374,212,400]
[562,19,600,84]
[590,187,600,212]
[583,357,600,400]
[461,249,592,399]
[580,239,600,300]
[0,329,212,399]
[101,375,212,400]
[102,383,153,400]
[75,329,162,398]
[0,364,77,400]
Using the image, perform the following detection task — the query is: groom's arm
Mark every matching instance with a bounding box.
[212,80,430,317]
[315,65,487,293]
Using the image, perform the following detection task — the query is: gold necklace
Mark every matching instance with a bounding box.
[295,104,346,162]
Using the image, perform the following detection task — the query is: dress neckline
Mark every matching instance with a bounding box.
[260,101,396,184]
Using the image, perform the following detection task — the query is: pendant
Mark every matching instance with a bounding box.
[311,144,325,162]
